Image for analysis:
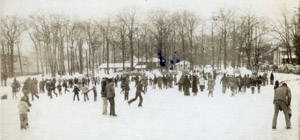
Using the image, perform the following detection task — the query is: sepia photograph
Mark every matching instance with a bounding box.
[0,0,300,139]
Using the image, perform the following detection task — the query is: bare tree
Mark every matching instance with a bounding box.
[0,16,26,77]
[117,7,137,71]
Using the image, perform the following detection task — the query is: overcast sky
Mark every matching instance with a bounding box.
[1,0,299,21]
[0,0,299,54]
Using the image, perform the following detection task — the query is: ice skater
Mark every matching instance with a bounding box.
[128,80,145,107]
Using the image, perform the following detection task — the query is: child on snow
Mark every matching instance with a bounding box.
[18,96,30,130]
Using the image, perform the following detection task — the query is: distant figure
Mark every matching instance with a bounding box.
[11,78,21,99]
[1,72,8,86]
[106,79,117,116]
[199,75,205,92]
[92,86,97,102]
[272,83,292,130]
[72,84,80,101]
[57,82,62,95]
[101,78,108,115]
[183,75,191,96]
[191,75,198,96]
[128,80,145,107]
[270,73,274,85]
[220,74,227,94]
[207,75,215,98]
[81,84,90,102]
[18,96,30,130]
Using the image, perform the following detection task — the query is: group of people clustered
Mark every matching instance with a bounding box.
[11,70,292,130]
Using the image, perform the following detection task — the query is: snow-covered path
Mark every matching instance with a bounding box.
[1,73,300,140]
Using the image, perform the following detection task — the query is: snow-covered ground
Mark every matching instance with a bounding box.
[1,73,300,140]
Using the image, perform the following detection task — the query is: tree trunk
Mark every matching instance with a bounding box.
[9,43,14,77]
[130,32,134,71]
[106,37,110,74]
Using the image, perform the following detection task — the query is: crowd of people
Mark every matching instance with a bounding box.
[1,70,293,130]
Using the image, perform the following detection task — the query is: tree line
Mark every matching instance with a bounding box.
[1,7,299,77]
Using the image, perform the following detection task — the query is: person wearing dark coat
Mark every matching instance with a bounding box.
[72,84,80,101]
[39,79,45,93]
[270,72,274,85]
[191,75,199,96]
[57,82,62,95]
[22,79,32,107]
[121,78,130,100]
[106,79,117,116]
[272,83,292,130]
[220,74,227,94]
[11,78,21,99]
[101,78,108,115]
[257,76,263,93]
[30,79,39,101]
[178,75,184,92]
[128,80,145,107]
[274,80,279,90]
[62,80,69,94]
[183,75,191,96]
[49,79,58,98]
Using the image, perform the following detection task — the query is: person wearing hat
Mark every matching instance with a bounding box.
[272,83,292,130]
[18,96,30,130]
[72,84,80,101]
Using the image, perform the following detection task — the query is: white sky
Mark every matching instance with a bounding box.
[1,0,299,20]
[0,0,299,54]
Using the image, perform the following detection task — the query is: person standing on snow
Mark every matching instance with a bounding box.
[81,84,90,102]
[220,74,227,94]
[101,78,108,115]
[18,96,30,130]
[199,75,205,92]
[207,74,215,98]
[183,75,191,96]
[56,82,62,95]
[106,79,117,116]
[191,74,199,96]
[91,85,97,101]
[272,83,292,130]
[72,84,80,101]
[270,72,274,85]
[11,78,21,99]
[121,77,130,100]
[62,80,69,94]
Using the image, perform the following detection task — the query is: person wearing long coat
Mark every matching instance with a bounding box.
[270,72,274,85]
[107,79,117,116]
[191,75,199,96]
[178,75,184,92]
[101,78,108,115]
[30,79,39,101]
[183,75,191,96]
[207,75,215,98]
[11,78,21,98]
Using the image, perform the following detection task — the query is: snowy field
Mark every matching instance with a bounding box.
[1,73,300,140]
